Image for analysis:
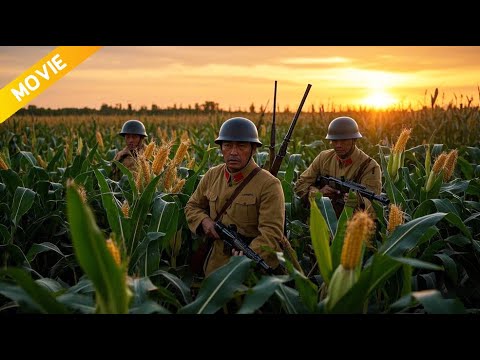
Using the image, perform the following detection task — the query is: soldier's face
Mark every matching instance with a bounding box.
[125,134,142,150]
[221,141,255,172]
[330,139,355,158]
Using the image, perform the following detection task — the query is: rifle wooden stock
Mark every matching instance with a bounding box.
[269,80,277,169]
[269,83,312,177]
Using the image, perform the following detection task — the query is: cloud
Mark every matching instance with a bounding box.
[2,46,480,110]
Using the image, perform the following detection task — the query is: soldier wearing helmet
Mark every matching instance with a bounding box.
[294,116,382,217]
[185,117,285,277]
[111,119,147,180]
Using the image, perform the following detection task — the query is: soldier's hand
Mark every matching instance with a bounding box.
[308,186,320,197]
[344,191,358,208]
[201,217,220,239]
[319,185,341,199]
[114,148,130,160]
[231,249,244,256]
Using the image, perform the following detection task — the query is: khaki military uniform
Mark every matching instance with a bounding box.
[294,146,382,216]
[185,158,284,277]
[111,144,144,180]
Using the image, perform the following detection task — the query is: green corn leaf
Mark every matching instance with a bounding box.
[309,195,332,286]
[178,256,251,314]
[12,187,36,227]
[66,182,129,314]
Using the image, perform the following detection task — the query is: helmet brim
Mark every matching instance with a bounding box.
[215,138,262,146]
[325,133,362,140]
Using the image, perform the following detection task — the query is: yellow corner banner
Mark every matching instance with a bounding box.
[0,46,102,124]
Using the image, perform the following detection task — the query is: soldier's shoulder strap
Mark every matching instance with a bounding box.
[353,156,373,184]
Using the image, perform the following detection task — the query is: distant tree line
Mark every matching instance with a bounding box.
[16,101,277,116]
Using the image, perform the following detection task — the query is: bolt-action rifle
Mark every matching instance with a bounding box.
[269,83,312,177]
[269,80,277,169]
[214,221,275,274]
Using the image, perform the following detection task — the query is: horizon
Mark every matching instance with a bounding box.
[1,46,480,111]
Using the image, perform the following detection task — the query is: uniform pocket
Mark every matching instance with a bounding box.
[206,191,218,219]
[232,196,257,223]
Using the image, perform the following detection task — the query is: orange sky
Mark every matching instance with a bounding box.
[1,46,479,111]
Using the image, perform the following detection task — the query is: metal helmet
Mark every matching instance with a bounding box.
[325,116,362,140]
[119,120,147,137]
[214,117,262,146]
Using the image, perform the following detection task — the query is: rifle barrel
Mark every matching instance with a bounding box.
[269,80,277,168]
[269,83,312,176]
[284,83,312,140]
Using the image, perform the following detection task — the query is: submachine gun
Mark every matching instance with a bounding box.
[315,175,390,206]
[214,221,275,274]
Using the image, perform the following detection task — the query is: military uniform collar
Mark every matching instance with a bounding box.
[224,158,258,185]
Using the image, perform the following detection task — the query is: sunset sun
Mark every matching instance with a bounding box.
[361,91,398,109]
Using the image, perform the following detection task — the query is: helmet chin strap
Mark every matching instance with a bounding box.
[249,146,254,162]
[226,144,256,173]
[239,157,253,173]
[339,139,356,159]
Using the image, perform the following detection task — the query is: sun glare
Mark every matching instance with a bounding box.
[361,91,398,109]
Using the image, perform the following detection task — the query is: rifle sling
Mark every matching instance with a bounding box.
[214,166,261,222]
[214,166,261,258]
[190,166,261,276]
[353,157,372,184]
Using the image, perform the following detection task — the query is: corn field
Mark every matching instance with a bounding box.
[0,104,479,314]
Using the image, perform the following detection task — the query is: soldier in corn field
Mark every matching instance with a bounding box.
[294,116,382,218]
[184,117,286,277]
[111,119,147,180]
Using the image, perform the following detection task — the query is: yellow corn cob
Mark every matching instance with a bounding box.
[387,204,404,233]
[171,178,186,194]
[172,141,189,167]
[163,164,177,192]
[443,149,458,181]
[0,155,9,170]
[425,152,448,192]
[77,184,87,204]
[96,131,104,150]
[121,200,129,218]
[139,154,151,186]
[144,141,155,160]
[77,137,84,155]
[341,211,375,270]
[393,128,412,154]
[36,155,47,169]
[432,152,447,173]
[152,144,170,175]
[106,238,121,266]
